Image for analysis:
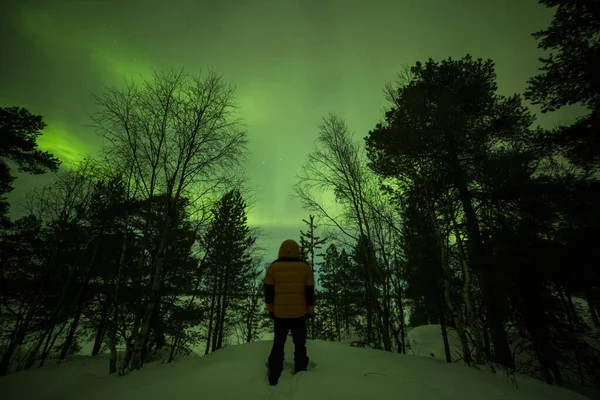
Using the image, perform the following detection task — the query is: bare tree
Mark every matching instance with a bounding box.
[92,68,248,371]
[293,114,391,350]
[0,159,101,375]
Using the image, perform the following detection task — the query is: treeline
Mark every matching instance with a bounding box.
[294,0,600,392]
[0,0,598,393]
[0,70,269,376]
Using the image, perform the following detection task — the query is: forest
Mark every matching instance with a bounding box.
[0,0,598,394]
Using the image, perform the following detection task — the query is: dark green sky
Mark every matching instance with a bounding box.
[0,0,584,258]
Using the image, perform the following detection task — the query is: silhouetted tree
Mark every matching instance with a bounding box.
[294,115,391,350]
[300,215,326,339]
[0,106,60,221]
[525,0,600,171]
[92,68,247,371]
[203,190,256,354]
[365,55,541,369]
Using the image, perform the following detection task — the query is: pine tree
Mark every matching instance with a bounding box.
[0,106,61,221]
[318,244,342,341]
[365,55,537,369]
[203,190,256,353]
[300,215,327,339]
[525,0,600,170]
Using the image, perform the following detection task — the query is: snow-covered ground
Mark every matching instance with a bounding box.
[406,324,462,360]
[0,337,591,400]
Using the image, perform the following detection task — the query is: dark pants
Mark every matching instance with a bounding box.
[268,316,308,382]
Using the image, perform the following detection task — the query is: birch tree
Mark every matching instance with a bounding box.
[92,68,247,371]
[293,114,391,350]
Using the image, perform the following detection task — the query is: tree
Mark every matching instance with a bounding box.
[0,106,60,219]
[92,68,247,371]
[0,159,101,375]
[58,174,130,361]
[526,0,600,113]
[525,0,600,170]
[0,215,44,375]
[203,190,256,354]
[365,55,538,369]
[294,114,391,350]
[300,215,327,339]
[318,244,342,341]
[238,258,268,344]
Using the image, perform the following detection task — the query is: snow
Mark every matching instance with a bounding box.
[406,324,462,360]
[0,338,590,400]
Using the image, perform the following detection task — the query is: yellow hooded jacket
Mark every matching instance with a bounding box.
[263,239,315,319]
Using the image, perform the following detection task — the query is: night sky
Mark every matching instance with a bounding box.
[0,0,585,258]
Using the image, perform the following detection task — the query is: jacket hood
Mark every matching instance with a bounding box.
[278,239,301,259]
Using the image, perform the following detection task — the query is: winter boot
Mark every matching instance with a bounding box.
[293,356,309,374]
[266,362,279,386]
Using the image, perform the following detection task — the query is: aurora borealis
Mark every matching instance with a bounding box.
[0,0,585,257]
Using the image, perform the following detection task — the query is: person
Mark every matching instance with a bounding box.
[263,239,315,386]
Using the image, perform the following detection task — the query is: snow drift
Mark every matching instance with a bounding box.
[0,339,590,400]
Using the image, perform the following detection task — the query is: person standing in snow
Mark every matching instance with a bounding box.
[263,239,315,386]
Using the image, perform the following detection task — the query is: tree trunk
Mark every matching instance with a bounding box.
[120,308,140,375]
[446,191,486,364]
[441,270,471,365]
[481,312,492,367]
[429,196,471,364]
[344,301,350,334]
[335,291,341,342]
[565,290,581,326]
[59,299,84,360]
[106,227,128,374]
[38,240,92,368]
[523,299,563,386]
[378,252,393,352]
[205,281,217,355]
[459,252,486,364]
[587,292,600,327]
[245,286,261,343]
[0,231,69,376]
[365,276,373,346]
[391,324,401,353]
[38,326,57,368]
[391,251,406,355]
[211,269,224,352]
[168,335,178,363]
[399,290,406,354]
[55,241,98,361]
[108,329,118,375]
[452,157,513,369]
[28,311,69,370]
[141,304,159,366]
[438,286,452,363]
[130,215,171,371]
[38,318,70,367]
[332,260,341,342]
[204,292,216,355]
[92,295,110,356]
[0,260,58,375]
[0,315,31,376]
[142,298,168,365]
[154,308,166,350]
[246,314,253,343]
[377,294,392,351]
[168,263,206,363]
[216,264,231,350]
[442,265,470,364]
[23,331,49,370]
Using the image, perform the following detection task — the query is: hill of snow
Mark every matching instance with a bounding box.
[406,324,463,360]
[0,338,591,400]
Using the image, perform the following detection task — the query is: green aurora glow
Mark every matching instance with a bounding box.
[0,0,586,256]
